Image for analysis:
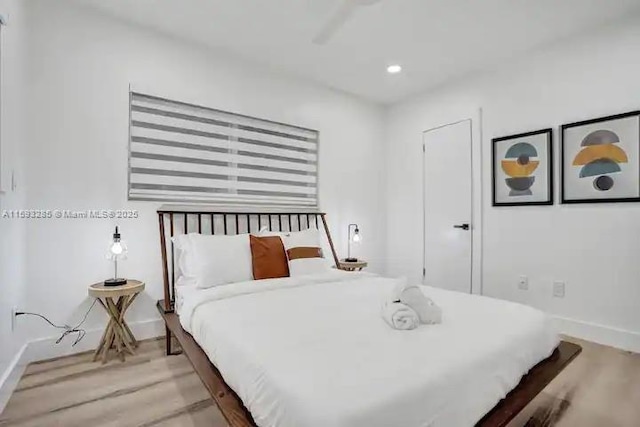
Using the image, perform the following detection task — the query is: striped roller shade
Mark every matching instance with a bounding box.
[128,92,318,207]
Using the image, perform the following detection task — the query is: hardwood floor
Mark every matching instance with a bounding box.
[508,337,640,427]
[0,336,638,427]
[0,339,227,427]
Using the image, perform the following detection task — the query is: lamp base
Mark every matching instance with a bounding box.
[104,278,128,287]
[344,257,358,262]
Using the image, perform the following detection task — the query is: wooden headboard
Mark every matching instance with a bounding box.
[157,209,340,312]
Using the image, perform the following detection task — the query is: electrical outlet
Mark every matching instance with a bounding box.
[518,275,528,290]
[553,281,565,298]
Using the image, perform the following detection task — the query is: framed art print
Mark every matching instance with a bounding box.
[561,110,640,204]
[492,128,553,206]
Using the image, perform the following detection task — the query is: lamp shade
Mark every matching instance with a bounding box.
[107,240,128,261]
[106,226,128,261]
[347,223,361,262]
[104,226,128,286]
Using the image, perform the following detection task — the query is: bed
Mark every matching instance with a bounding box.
[156,209,581,427]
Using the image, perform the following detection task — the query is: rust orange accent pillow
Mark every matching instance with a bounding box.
[249,235,290,280]
[286,247,323,261]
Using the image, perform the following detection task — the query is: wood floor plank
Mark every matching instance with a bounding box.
[36,372,208,427]
[1,355,195,424]
[21,339,163,379]
[1,336,638,427]
[147,403,227,427]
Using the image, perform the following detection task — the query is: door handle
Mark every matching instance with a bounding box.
[453,223,470,231]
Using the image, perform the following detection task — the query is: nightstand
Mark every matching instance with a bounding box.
[88,279,145,364]
[338,259,368,271]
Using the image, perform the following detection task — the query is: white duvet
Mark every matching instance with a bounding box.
[180,272,558,427]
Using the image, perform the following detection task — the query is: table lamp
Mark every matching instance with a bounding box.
[104,226,128,286]
[346,223,360,262]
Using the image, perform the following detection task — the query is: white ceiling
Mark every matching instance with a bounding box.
[79,0,640,104]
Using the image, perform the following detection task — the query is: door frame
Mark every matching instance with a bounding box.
[422,110,483,295]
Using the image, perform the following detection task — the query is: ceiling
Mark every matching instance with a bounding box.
[79,0,640,104]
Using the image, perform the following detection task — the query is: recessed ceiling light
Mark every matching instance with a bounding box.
[387,64,402,74]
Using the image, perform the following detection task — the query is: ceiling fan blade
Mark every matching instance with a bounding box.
[312,0,358,45]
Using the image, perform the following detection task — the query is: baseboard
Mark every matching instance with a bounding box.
[0,343,28,414]
[552,315,640,353]
[24,318,165,363]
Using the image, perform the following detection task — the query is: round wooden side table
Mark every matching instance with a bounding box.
[88,280,145,364]
[338,259,368,271]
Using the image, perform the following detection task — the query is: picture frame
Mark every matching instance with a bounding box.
[561,110,640,204]
[492,128,553,206]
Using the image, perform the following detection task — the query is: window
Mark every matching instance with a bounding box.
[128,92,318,207]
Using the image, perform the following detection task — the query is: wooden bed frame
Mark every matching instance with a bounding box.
[156,208,581,427]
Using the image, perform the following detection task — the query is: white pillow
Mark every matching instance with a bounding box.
[171,233,199,287]
[256,228,286,238]
[281,228,332,277]
[190,233,253,288]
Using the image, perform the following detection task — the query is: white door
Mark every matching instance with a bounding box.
[423,119,473,293]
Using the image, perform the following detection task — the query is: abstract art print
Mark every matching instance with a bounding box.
[492,128,553,206]
[561,110,640,204]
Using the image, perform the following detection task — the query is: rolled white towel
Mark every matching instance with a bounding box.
[390,276,409,301]
[381,301,420,330]
[390,277,442,325]
[399,287,442,324]
[417,295,442,325]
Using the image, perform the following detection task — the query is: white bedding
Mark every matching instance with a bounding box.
[180,272,558,427]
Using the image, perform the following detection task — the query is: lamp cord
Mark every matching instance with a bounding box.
[16,299,98,347]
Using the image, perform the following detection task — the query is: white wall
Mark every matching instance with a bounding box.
[385,16,640,351]
[0,0,29,407]
[19,0,386,348]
